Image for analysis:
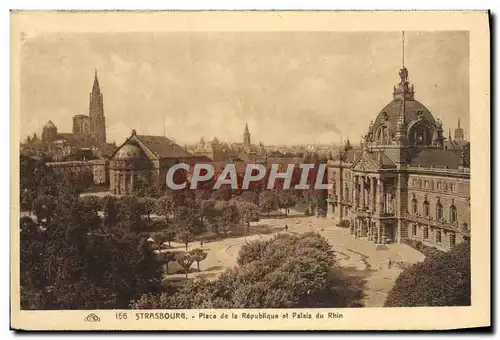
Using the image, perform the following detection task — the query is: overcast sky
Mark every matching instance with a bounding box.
[20,31,469,145]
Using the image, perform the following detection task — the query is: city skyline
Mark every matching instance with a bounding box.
[20,31,469,145]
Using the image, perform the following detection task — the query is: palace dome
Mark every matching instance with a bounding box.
[373,99,436,133]
[367,67,443,147]
[115,142,144,160]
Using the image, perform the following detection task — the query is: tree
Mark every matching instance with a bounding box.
[161,251,177,275]
[176,252,195,279]
[139,197,157,222]
[80,195,101,214]
[189,248,208,272]
[259,190,276,216]
[199,199,217,224]
[235,190,258,204]
[116,196,143,230]
[155,194,175,223]
[20,213,164,310]
[232,200,260,233]
[385,242,470,307]
[172,205,204,236]
[31,194,57,223]
[213,201,240,235]
[154,232,169,253]
[100,195,118,229]
[211,186,232,201]
[177,230,194,251]
[236,238,271,266]
[164,231,176,247]
[274,189,297,215]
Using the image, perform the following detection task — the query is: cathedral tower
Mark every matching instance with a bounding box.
[243,122,251,146]
[454,117,465,141]
[89,69,106,145]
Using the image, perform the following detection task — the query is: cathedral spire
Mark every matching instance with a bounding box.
[243,122,251,146]
[89,69,106,145]
[92,68,101,95]
[458,117,461,129]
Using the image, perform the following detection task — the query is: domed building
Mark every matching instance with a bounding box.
[109,130,194,195]
[327,64,470,252]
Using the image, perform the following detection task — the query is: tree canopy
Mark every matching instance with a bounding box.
[132,232,364,309]
[385,242,470,307]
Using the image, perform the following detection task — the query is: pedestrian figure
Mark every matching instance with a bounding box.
[388,257,392,269]
[285,224,288,232]
[200,240,204,248]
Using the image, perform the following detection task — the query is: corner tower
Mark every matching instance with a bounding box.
[89,69,106,145]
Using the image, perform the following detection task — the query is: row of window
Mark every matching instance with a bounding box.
[411,178,457,193]
[411,224,456,247]
[411,199,458,223]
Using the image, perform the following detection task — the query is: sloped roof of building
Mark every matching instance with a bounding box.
[445,139,469,151]
[136,135,193,159]
[265,157,302,165]
[332,149,364,164]
[408,149,467,170]
[210,161,249,173]
[366,151,397,168]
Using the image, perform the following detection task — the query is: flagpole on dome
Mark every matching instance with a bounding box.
[402,31,405,69]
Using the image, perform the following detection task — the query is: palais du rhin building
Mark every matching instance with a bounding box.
[327,66,470,252]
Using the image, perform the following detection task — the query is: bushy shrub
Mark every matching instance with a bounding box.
[133,232,365,309]
[385,242,470,307]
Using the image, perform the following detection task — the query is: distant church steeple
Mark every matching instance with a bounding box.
[454,117,465,141]
[243,122,251,146]
[89,69,106,145]
[92,68,100,94]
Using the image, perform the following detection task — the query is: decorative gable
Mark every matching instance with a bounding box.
[350,151,380,172]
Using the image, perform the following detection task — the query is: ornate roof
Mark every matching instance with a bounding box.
[373,99,436,134]
[365,67,443,148]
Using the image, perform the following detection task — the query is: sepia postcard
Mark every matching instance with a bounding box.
[10,10,490,331]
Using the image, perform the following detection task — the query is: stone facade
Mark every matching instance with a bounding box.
[327,66,470,252]
[109,130,194,195]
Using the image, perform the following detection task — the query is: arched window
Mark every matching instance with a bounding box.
[408,121,435,146]
[423,201,430,216]
[436,202,443,220]
[450,205,457,223]
[411,198,418,214]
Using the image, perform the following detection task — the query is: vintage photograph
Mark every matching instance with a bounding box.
[10,11,490,331]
